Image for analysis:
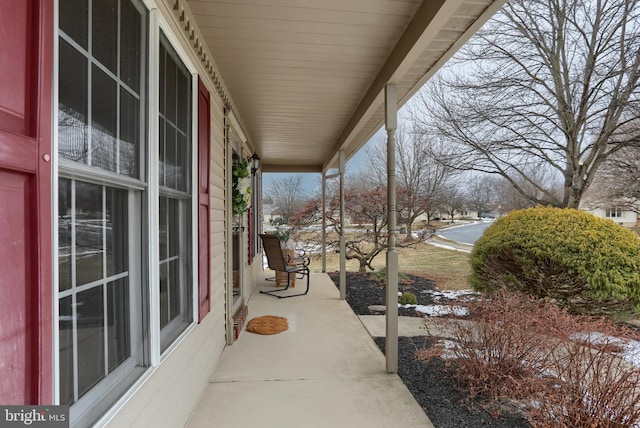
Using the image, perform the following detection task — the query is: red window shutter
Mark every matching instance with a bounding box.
[197,78,211,322]
[0,0,53,404]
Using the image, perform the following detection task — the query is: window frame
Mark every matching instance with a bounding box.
[55,1,149,423]
[606,207,623,218]
[57,176,147,424]
[54,3,201,424]
[156,35,194,346]
[151,20,199,361]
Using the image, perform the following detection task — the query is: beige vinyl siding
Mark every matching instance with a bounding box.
[210,81,227,317]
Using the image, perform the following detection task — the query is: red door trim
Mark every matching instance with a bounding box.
[35,0,54,404]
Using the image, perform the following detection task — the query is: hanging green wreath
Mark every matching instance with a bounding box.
[232,159,252,216]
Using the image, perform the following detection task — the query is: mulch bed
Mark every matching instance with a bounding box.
[328,271,530,428]
[328,271,441,317]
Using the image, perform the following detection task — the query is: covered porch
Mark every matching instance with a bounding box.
[173,0,508,373]
[187,272,434,427]
[174,0,509,425]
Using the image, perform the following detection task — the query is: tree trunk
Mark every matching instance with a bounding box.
[566,192,581,209]
[404,222,415,242]
[564,171,583,209]
[358,259,367,274]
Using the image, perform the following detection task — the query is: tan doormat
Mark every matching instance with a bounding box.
[246,315,288,335]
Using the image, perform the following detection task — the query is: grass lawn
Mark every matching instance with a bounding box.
[309,241,472,291]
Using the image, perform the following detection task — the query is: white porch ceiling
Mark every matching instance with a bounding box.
[184,0,506,172]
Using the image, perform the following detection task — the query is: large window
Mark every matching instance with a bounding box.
[58,2,197,423]
[158,35,193,351]
[58,0,146,400]
[57,0,156,424]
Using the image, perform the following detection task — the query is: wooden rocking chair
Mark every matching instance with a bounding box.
[259,234,310,298]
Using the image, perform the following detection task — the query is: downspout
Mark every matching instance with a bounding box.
[339,150,346,300]
[385,83,398,373]
[322,171,327,273]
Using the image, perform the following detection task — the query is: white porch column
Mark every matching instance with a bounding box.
[339,150,346,300]
[385,83,398,373]
[321,171,327,273]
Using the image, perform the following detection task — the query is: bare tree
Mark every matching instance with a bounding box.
[465,174,497,217]
[366,126,454,237]
[412,0,640,209]
[493,176,541,213]
[290,176,389,273]
[266,174,306,222]
[262,194,274,205]
[342,185,389,273]
[440,181,467,222]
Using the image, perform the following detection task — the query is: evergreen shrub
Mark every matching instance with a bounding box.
[470,207,640,312]
[399,292,418,305]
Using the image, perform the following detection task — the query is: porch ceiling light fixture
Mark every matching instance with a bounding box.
[249,153,260,174]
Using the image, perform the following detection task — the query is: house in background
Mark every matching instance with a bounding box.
[413,208,481,225]
[580,191,640,228]
[581,206,640,228]
[262,204,281,224]
[0,0,506,426]
[262,201,308,225]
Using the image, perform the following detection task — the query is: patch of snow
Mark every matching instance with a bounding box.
[572,331,640,368]
[426,240,472,253]
[410,304,469,317]
[421,289,477,300]
[439,339,460,360]
[621,340,640,368]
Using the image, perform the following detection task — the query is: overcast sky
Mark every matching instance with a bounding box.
[261,132,373,198]
[261,107,414,198]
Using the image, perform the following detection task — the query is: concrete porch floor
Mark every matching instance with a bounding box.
[187,272,434,428]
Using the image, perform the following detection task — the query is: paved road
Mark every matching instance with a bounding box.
[436,221,494,245]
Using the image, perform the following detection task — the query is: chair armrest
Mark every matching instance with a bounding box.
[298,256,310,267]
[285,254,311,267]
